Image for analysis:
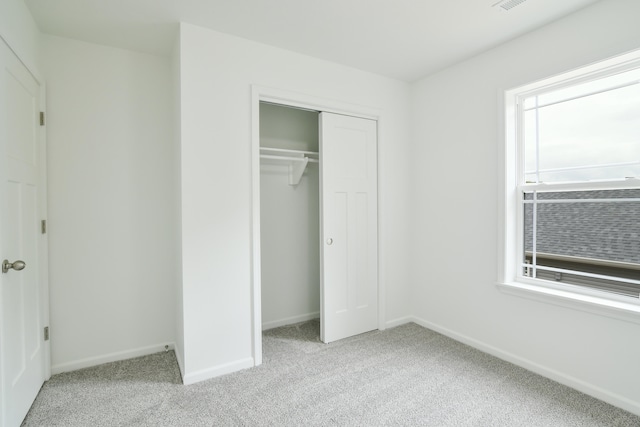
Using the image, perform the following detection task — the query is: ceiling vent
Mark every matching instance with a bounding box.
[492,0,528,11]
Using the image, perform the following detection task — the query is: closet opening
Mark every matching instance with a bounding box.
[259,102,322,342]
[252,89,381,366]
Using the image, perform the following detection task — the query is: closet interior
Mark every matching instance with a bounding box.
[259,102,321,331]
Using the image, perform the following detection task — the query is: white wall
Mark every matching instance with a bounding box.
[172,34,185,378]
[260,103,320,329]
[0,0,40,74]
[40,35,178,372]
[260,103,319,152]
[178,23,412,383]
[260,166,320,329]
[410,0,640,415]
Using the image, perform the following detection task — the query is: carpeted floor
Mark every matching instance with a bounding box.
[22,321,640,426]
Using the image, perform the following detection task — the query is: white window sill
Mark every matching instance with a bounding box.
[497,280,640,325]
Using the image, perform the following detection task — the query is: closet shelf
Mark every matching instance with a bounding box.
[260,147,318,185]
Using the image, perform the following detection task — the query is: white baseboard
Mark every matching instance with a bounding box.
[262,312,320,331]
[385,316,414,329]
[182,357,254,386]
[411,316,640,417]
[51,342,175,375]
[174,343,185,383]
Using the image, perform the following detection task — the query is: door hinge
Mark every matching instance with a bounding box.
[44,326,49,341]
[41,219,47,234]
[40,111,45,126]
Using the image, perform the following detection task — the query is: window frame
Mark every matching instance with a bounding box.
[498,49,640,323]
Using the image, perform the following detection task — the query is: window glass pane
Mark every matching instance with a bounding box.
[537,68,640,107]
[523,69,640,183]
[523,110,538,183]
[523,97,537,110]
[522,189,640,297]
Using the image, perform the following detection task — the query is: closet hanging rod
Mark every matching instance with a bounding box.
[260,154,319,163]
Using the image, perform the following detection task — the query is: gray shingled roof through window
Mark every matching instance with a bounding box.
[524,189,640,265]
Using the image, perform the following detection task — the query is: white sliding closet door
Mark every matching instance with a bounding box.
[320,112,377,343]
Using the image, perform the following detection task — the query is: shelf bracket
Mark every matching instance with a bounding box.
[289,157,309,185]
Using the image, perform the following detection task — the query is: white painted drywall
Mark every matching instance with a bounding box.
[172,35,185,377]
[178,23,412,382]
[260,103,319,152]
[260,103,320,329]
[260,166,320,328]
[410,0,640,415]
[40,35,177,372]
[0,0,40,74]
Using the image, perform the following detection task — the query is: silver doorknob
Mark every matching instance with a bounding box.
[2,260,26,274]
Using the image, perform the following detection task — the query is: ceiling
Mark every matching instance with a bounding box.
[24,0,602,82]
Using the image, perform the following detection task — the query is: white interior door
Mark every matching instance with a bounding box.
[0,40,48,427]
[320,112,377,343]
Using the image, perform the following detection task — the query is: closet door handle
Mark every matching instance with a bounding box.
[2,259,26,273]
[326,238,333,245]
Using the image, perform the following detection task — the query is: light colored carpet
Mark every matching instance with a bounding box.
[22,321,640,426]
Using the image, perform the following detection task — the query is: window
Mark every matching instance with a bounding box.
[501,50,640,315]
